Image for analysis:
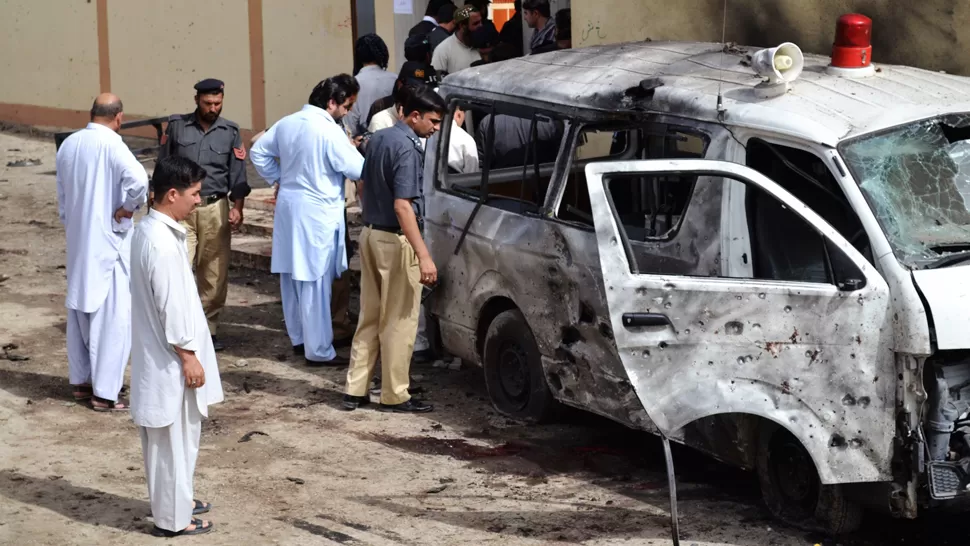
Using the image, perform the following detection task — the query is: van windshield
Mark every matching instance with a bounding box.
[840,113,970,269]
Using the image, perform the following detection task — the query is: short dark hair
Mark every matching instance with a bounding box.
[522,0,550,17]
[402,85,447,118]
[308,75,360,109]
[555,8,571,40]
[394,84,418,107]
[90,98,123,120]
[354,33,390,73]
[152,156,206,196]
[426,0,453,17]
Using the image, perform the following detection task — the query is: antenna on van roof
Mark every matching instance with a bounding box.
[716,0,728,119]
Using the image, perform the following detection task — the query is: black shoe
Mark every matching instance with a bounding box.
[211,336,225,352]
[341,394,371,411]
[379,399,434,413]
[333,336,353,349]
[305,355,349,367]
[293,344,305,356]
[411,349,434,363]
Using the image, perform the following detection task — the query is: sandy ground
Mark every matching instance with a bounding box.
[1,128,968,546]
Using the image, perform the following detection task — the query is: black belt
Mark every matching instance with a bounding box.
[202,193,227,205]
[366,223,404,235]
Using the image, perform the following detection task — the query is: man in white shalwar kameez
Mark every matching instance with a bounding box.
[55,93,149,410]
[251,75,365,366]
[131,156,224,537]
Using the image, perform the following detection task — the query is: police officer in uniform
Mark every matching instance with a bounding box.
[157,78,251,351]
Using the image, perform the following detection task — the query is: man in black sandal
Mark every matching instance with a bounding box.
[131,156,224,537]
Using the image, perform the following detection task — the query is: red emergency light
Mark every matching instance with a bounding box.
[831,14,873,68]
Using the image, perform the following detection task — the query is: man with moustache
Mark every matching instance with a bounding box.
[157,78,251,352]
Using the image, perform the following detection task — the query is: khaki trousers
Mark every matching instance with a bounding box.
[182,198,230,334]
[345,227,421,405]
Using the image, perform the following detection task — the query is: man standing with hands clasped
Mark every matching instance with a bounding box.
[342,85,447,413]
[157,78,251,352]
[131,156,224,537]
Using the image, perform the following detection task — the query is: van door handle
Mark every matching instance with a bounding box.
[622,313,672,328]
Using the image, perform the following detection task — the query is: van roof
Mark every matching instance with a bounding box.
[442,41,970,146]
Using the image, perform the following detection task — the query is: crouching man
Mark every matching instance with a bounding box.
[131,156,224,537]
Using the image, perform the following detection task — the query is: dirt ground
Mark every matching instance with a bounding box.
[1,129,968,546]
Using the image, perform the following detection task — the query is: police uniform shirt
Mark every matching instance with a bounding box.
[360,121,424,228]
[158,113,251,201]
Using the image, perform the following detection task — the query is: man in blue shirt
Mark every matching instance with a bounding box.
[342,86,447,413]
[250,76,364,366]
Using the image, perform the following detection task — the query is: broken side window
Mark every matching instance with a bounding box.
[556,124,707,231]
[840,113,970,269]
[436,99,565,215]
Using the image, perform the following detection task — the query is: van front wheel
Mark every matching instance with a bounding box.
[482,309,557,423]
[756,423,862,534]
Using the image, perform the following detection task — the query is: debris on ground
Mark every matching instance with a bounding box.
[2,343,29,361]
[286,476,306,485]
[424,484,449,494]
[6,158,42,167]
[238,430,269,443]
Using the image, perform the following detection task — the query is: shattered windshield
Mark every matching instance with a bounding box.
[840,113,970,268]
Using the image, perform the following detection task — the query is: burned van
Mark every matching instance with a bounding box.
[421,32,970,533]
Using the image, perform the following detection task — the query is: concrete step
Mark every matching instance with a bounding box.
[230,226,363,274]
[239,205,362,239]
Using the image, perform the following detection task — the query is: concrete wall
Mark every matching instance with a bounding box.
[0,0,101,122]
[571,0,970,75]
[0,0,355,135]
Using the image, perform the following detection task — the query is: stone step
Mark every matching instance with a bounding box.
[230,226,363,274]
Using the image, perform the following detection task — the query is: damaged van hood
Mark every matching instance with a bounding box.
[913,265,970,349]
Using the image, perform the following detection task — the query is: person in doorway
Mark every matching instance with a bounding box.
[409,0,455,37]
[346,34,398,138]
[429,4,457,52]
[250,76,365,366]
[157,78,251,352]
[131,155,224,538]
[56,93,149,411]
[523,0,556,53]
[431,5,483,76]
[342,85,447,413]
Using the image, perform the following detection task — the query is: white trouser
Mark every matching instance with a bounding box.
[66,259,131,401]
[139,389,202,532]
[280,272,337,362]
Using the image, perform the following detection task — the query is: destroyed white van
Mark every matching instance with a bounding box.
[422,15,970,533]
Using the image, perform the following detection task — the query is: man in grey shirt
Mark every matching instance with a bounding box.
[345,34,398,137]
[343,86,447,414]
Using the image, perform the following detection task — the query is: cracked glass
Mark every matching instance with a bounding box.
[841,113,970,268]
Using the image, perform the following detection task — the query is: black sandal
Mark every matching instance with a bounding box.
[150,518,213,537]
[193,500,212,515]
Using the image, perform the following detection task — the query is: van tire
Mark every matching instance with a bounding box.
[482,309,557,423]
[756,422,862,535]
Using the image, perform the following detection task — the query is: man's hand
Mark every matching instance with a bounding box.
[182,353,206,389]
[418,254,438,286]
[273,182,280,201]
[114,206,134,223]
[229,207,243,229]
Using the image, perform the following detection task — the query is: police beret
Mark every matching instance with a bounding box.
[194,78,225,93]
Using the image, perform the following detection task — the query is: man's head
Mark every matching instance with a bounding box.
[437,4,457,32]
[454,5,482,43]
[453,105,466,128]
[425,0,453,17]
[555,8,572,49]
[402,85,447,138]
[354,33,390,74]
[151,156,205,221]
[90,93,124,132]
[308,74,360,123]
[522,0,551,28]
[404,33,432,63]
[193,78,225,124]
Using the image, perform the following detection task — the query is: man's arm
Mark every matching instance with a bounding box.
[250,123,283,184]
[148,244,206,386]
[391,148,436,285]
[55,153,67,225]
[113,145,149,228]
[328,129,365,181]
[227,128,250,228]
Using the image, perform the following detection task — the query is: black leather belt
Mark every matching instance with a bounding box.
[202,193,227,205]
[366,223,404,235]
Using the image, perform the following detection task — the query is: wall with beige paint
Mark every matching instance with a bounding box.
[108,0,254,129]
[571,0,970,75]
[0,0,101,111]
[262,0,355,126]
